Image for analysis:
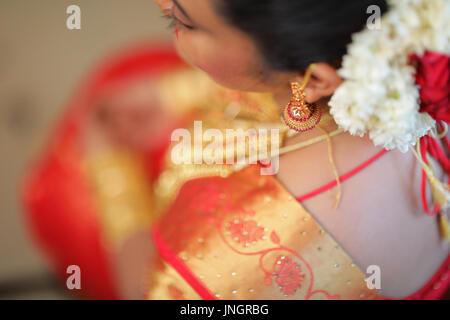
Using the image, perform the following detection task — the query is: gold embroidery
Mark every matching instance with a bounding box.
[148,165,381,300]
[84,151,156,250]
[147,258,201,300]
[152,68,339,217]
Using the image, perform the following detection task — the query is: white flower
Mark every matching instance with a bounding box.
[329,0,448,152]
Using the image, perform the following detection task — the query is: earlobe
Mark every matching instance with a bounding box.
[302,63,342,103]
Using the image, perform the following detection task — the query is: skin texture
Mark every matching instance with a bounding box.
[154,0,342,103]
[150,0,450,298]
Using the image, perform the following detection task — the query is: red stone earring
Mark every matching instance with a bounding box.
[282,64,322,132]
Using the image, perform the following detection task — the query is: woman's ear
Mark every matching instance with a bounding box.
[301,63,342,103]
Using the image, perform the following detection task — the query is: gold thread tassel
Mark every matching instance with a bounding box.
[317,125,342,209]
[411,141,450,210]
[410,140,450,242]
[440,213,450,242]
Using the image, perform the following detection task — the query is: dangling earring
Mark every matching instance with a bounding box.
[282,64,322,132]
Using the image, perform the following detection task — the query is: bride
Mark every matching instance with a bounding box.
[24,0,449,299]
[148,0,449,299]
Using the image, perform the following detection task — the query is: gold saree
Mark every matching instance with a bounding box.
[143,69,380,300]
[147,165,380,300]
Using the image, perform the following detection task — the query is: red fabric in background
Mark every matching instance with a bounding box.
[22,43,185,299]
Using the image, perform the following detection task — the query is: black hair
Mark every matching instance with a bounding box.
[217,0,388,71]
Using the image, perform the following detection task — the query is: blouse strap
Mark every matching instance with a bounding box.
[296,149,390,202]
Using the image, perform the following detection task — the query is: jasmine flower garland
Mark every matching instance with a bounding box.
[329,0,450,152]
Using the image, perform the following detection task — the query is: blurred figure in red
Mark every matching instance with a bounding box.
[22,43,187,299]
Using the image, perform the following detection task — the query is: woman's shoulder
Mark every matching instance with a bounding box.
[276,128,449,298]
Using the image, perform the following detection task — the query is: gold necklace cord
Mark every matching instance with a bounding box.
[316,125,342,209]
[256,126,343,209]
[277,128,344,156]
[234,127,345,173]
[299,63,316,90]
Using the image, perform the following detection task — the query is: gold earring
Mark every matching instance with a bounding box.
[282,64,322,132]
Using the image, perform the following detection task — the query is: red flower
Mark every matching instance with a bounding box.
[226,218,265,246]
[272,255,305,296]
[411,51,450,123]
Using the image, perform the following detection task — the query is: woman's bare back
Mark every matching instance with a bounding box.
[276,121,449,298]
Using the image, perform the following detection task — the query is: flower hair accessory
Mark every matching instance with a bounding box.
[329,0,450,235]
[329,0,449,153]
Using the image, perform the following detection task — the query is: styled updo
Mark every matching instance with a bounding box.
[217,0,388,71]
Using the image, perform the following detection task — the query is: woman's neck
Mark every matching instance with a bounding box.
[273,87,292,112]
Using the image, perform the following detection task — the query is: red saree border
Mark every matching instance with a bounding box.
[151,223,218,300]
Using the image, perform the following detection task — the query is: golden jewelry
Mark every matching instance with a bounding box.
[283,64,322,132]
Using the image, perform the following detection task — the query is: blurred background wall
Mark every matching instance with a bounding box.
[0,0,169,299]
